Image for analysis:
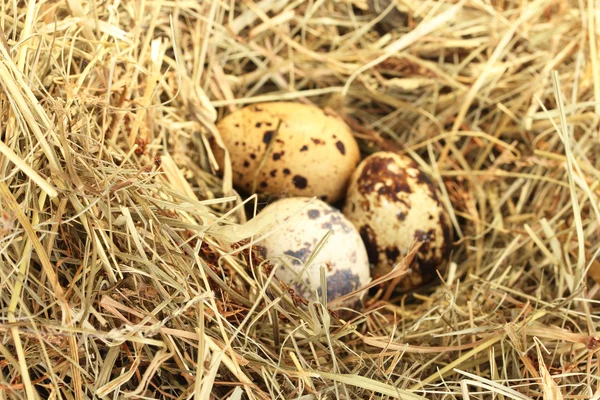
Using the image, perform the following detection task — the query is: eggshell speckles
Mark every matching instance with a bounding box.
[343,152,453,291]
[213,102,360,203]
[258,197,370,302]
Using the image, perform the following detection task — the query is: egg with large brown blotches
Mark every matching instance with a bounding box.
[212,102,360,204]
[342,152,453,291]
[257,197,370,303]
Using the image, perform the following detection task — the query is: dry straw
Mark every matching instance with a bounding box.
[0,0,599,399]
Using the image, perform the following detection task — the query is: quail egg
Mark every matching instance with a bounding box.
[212,102,360,204]
[342,152,452,291]
[258,197,370,303]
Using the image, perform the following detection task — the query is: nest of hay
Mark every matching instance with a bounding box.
[1,0,600,398]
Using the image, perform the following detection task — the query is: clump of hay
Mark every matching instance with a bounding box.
[1,0,599,399]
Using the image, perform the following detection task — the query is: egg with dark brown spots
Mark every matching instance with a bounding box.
[212,102,360,203]
[342,152,453,291]
[258,197,370,303]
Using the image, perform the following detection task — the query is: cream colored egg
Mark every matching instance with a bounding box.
[257,197,370,303]
[342,152,453,291]
[212,102,360,204]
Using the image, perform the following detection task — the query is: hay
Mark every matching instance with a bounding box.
[0,0,599,398]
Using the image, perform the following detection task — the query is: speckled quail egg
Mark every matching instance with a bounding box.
[342,152,453,291]
[257,197,370,303]
[212,102,360,204]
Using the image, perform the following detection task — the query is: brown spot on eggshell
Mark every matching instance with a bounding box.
[255,122,262,128]
[360,199,370,212]
[283,168,291,175]
[321,213,354,234]
[300,145,308,152]
[359,225,379,264]
[438,211,453,260]
[416,169,439,199]
[243,161,250,167]
[311,138,324,145]
[273,152,284,161]
[357,156,412,205]
[421,256,439,277]
[321,269,362,300]
[413,229,443,285]
[260,181,268,188]
[411,256,437,290]
[415,169,432,185]
[284,246,312,265]
[250,153,256,159]
[414,228,438,265]
[270,169,277,177]
[263,130,274,144]
[292,175,308,189]
[385,247,400,263]
[414,229,434,243]
[335,141,346,155]
[307,209,320,219]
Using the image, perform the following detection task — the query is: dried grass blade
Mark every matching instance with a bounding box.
[315,370,427,400]
[0,182,63,297]
[549,72,586,288]
[533,337,564,400]
[123,350,173,398]
[454,370,534,400]
[0,53,60,172]
[443,0,550,159]
[0,137,58,198]
[96,348,143,397]
[343,1,465,94]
